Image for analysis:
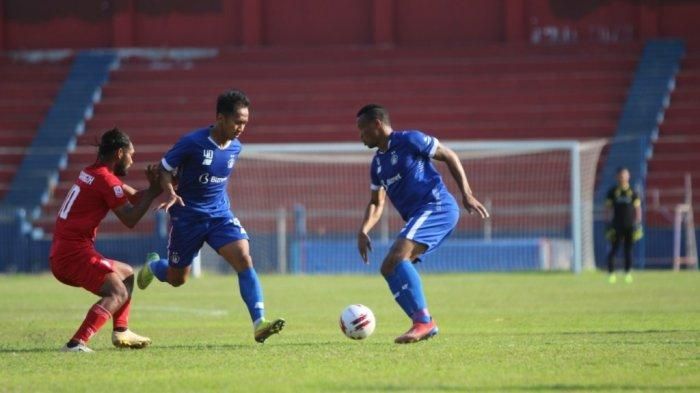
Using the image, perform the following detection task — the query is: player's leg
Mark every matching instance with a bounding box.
[380,238,429,320]
[389,206,458,344]
[217,239,285,343]
[138,218,203,289]
[607,235,621,283]
[209,217,285,343]
[623,229,634,283]
[138,253,191,288]
[64,256,129,351]
[109,261,151,349]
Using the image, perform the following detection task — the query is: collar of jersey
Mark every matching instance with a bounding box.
[207,135,232,150]
[377,133,394,154]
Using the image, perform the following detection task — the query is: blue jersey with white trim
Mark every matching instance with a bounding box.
[370,130,455,221]
[161,127,241,219]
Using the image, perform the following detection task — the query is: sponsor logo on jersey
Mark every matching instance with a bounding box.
[381,173,402,188]
[198,173,227,184]
[202,149,214,165]
[78,171,95,185]
[113,185,124,198]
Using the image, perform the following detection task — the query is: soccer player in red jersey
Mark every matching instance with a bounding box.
[50,128,162,352]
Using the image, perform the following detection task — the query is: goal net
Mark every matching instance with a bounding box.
[199,140,605,274]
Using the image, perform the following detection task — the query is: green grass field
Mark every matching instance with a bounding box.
[1,272,698,392]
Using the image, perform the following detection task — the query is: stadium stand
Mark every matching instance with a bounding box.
[592,40,685,267]
[3,52,115,217]
[36,45,641,237]
[34,44,640,236]
[0,55,71,201]
[646,43,700,225]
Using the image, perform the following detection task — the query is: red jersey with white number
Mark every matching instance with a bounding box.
[52,163,128,244]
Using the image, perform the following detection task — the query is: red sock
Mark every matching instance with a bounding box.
[113,297,131,331]
[72,304,111,344]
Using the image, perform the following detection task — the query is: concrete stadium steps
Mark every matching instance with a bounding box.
[86,108,620,129]
[112,61,637,80]
[646,49,700,225]
[40,44,634,234]
[0,57,71,200]
[102,74,631,97]
[95,90,626,112]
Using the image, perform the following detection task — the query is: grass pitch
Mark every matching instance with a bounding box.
[1,272,698,392]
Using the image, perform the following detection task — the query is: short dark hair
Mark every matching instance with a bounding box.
[217,89,250,116]
[616,166,629,174]
[98,128,130,159]
[356,104,390,125]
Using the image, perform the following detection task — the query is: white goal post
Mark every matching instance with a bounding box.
[195,139,605,274]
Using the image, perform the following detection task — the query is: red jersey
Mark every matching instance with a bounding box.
[52,163,128,244]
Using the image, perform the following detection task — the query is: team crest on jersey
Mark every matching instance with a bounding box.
[227,155,235,168]
[113,185,124,198]
[391,151,398,166]
[170,252,180,265]
[376,157,382,174]
[202,149,214,165]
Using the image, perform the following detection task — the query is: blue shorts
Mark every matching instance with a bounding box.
[167,215,249,268]
[398,202,460,259]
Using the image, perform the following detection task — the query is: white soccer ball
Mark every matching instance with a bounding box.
[339,304,376,340]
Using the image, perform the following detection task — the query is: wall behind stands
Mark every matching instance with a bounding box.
[1,0,700,50]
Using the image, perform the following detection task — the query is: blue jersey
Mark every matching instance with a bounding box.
[161,127,241,219]
[370,130,455,221]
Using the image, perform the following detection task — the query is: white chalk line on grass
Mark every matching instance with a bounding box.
[68,305,228,317]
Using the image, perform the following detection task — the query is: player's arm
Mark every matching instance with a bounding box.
[634,195,642,224]
[432,143,489,218]
[157,163,185,211]
[112,164,162,229]
[357,187,386,264]
[121,183,147,205]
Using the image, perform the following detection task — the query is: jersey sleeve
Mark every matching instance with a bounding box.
[162,135,193,172]
[405,131,439,158]
[370,159,381,190]
[99,174,129,210]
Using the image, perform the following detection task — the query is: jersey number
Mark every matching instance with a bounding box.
[58,185,80,219]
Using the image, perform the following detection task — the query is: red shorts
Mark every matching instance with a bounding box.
[50,242,116,296]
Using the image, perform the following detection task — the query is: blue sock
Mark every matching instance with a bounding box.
[384,267,414,319]
[237,268,265,324]
[394,261,431,323]
[150,259,169,282]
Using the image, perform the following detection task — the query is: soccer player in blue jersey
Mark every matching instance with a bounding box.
[136,90,285,343]
[355,104,490,344]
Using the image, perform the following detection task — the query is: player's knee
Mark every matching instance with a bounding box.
[380,257,401,276]
[168,275,187,287]
[110,282,130,305]
[240,254,254,269]
[380,264,394,277]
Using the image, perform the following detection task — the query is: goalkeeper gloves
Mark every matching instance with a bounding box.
[632,223,644,242]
